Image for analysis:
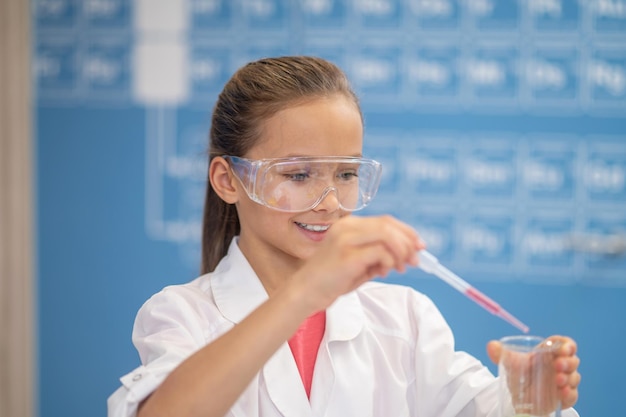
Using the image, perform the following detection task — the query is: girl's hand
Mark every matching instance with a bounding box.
[292,215,425,312]
[487,335,581,410]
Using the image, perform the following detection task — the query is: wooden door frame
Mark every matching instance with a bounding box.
[0,0,36,416]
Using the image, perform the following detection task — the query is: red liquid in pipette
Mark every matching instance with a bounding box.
[465,287,500,314]
[466,287,529,333]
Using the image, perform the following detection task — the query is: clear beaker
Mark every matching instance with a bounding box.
[498,335,561,417]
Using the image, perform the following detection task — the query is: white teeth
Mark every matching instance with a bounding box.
[297,222,330,232]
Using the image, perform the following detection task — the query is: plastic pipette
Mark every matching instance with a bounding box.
[418,250,529,333]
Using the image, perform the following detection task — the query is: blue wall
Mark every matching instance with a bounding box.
[35,1,626,416]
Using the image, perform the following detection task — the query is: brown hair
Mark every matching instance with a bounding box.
[201,56,362,273]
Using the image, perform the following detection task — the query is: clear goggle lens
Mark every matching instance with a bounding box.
[225,155,382,212]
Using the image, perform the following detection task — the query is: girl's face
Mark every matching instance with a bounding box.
[235,95,364,282]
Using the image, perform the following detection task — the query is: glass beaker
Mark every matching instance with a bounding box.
[498,335,561,417]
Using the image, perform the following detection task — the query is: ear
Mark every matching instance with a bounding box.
[209,156,240,204]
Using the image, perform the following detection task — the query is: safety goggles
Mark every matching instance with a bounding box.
[224,155,382,212]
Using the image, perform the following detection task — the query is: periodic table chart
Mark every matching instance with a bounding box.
[35,0,626,286]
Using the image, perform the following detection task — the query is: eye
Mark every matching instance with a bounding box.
[337,170,358,181]
[283,171,310,182]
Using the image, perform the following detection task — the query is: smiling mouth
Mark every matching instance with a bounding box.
[295,222,330,232]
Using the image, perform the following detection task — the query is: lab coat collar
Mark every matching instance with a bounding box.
[211,237,270,324]
[326,292,365,341]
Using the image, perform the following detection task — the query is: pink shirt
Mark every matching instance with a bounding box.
[288,311,326,399]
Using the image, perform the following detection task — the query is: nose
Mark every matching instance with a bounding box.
[312,187,341,212]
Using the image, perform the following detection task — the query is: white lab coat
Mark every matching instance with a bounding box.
[108,238,578,417]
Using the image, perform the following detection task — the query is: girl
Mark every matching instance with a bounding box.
[108,56,580,417]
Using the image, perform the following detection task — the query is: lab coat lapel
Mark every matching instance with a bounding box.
[310,292,365,416]
[263,343,313,417]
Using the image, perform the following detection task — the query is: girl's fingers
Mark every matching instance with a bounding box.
[559,371,580,409]
[545,336,576,357]
[333,216,421,271]
[356,241,410,279]
[486,340,502,365]
[547,336,579,409]
[374,216,422,269]
[555,354,579,374]
[556,367,580,387]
